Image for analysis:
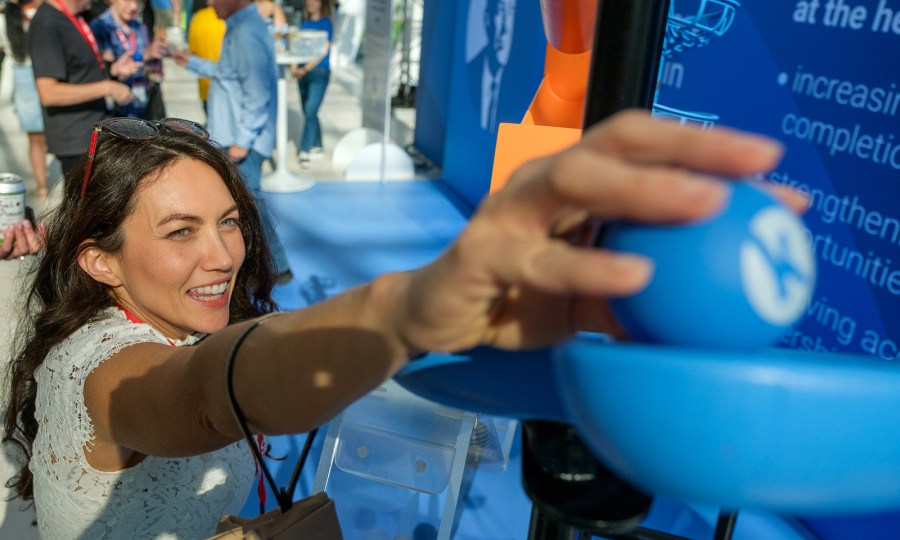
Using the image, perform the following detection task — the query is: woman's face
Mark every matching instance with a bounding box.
[306,0,321,16]
[105,159,246,340]
[110,0,142,21]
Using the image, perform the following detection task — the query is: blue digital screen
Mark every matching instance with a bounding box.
[655,0,900,360]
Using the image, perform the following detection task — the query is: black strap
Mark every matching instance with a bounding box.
[224,313,319,513]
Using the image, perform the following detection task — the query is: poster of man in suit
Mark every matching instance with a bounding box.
[466,0,517,133]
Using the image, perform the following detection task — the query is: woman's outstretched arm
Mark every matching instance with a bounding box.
[84,110,792,468]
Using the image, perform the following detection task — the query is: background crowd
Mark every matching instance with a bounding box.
[0,0,336,263]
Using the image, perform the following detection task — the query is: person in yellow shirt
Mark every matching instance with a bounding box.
[187,4,225,118]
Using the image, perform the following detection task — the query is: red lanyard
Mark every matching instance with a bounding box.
[254,434,267,510]
[52,0,106,71]
[116,305,175,346]
[115,27,137,55]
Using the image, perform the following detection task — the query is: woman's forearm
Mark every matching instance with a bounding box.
[194,271,415,439]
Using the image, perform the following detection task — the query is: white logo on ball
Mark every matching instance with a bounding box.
[741,207,815,325]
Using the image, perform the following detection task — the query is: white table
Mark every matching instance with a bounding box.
[261,51,318,193]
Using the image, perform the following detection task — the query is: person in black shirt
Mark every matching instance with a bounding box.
[27,0,137,178]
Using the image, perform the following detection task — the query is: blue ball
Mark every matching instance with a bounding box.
[600,182,816,349]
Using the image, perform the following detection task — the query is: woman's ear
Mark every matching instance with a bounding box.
[77,242,123,288]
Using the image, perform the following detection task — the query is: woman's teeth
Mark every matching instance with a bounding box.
[190,282,228,296]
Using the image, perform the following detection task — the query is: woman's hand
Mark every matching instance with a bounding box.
[290,65,308,79]
[227,144,249,164]
[146,40,169,60]
[170,50,190,67]
[106,80,133,105]
[392,110,790,354]
[110,52,143,80]
[1,218,45,260]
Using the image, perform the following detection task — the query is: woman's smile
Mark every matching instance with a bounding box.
[187,280,232,307]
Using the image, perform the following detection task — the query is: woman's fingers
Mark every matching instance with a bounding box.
[763,183,810,213]
[10,222,30,258]
[584,109,784,175]
[2,220,42,259]
[495,139,728,230]
[520,241,654,297]
[543,151,730,223]
[35,222,47,251]
[19,219,42,255]
[456,216,653,300]
[0,226,13,259]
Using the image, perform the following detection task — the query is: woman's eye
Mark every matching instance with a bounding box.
[168,228,190,238]
[222,217,239,228]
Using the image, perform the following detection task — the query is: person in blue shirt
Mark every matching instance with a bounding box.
[91,0,168,119]
[172,0,292,283]
[290,0,333,168]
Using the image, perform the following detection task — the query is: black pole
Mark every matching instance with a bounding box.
[522,1,673,538]
[582,0,671,126]
[713,510,739,540]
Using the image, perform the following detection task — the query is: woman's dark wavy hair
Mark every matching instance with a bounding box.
[4,0,28,65]
[3,126,278,502]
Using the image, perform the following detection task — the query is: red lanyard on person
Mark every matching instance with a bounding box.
[52,0,106,71]
[116,305,175,345]
[115,27,137,56]
[115,303,269,508]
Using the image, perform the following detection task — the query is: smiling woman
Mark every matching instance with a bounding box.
[82,159,247,338]
[4,120,276,538]
[2,111,797,538]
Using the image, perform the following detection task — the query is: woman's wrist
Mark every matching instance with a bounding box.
[365,271,425,361]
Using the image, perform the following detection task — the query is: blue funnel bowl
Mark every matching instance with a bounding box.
[556,333,900,515]
[395,336,900,515]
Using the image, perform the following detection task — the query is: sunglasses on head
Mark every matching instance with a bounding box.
[80,117,210,199]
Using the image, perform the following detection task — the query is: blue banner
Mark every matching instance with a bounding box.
[656,0,899,360]
[416,0,546,211]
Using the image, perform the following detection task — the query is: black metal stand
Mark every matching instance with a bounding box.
[522,420,741,539]
[522,421,652,540]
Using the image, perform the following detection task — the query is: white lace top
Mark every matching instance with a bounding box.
[31,307,257,539]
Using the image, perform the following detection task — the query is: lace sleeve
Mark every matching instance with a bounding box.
[36,308,171,458]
